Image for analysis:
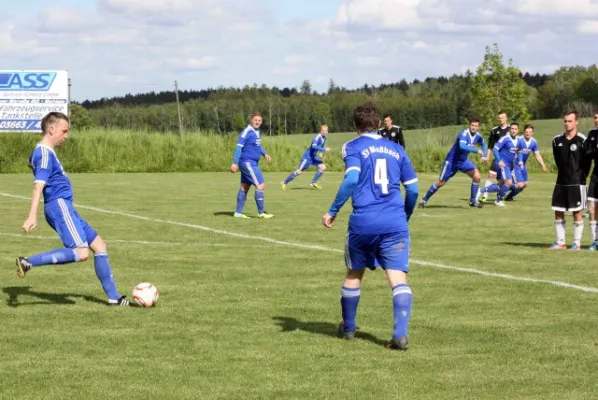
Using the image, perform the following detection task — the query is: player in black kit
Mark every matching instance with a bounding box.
[481,111,510,203]
[550,110,591,250]
[378,114,405,148]
[583,111,598,250]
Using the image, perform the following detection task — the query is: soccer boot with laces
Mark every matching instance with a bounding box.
[570,243,582,251]
[233,212,250,219]
[337,321,356,340]
[310,183,322,190]
[257,212,274,219]
[495,200,505,207]
[387,336,408,351]
[548,242,566,250]
[417,199,426,209]
[107,296,131,306]
[280,181,288,190]
[15,257,32,279]
[480,192,489,203]
[469,201,483,208]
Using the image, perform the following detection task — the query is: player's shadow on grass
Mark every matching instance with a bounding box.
[421,204,463,209]
[213,211,235,217]
[3,286,106,308]
[272,316,388,348]
[502,242,549,249]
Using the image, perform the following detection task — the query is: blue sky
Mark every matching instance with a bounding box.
[2,0,597,101]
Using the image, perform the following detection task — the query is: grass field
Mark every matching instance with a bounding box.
[1,172,597,399]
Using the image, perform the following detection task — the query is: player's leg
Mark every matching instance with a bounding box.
[244,162,273,219]
[550,185,567,249]
[339,233,373,339]
[282,159,309,189]
[505,166,526,201]
[377,231,411,350]
[588,180,598,250]
[310,162,326,189]
[570,185,586,251]
[462,161,482,207]
[234,177,251,218]
[16,200,89,278]
[482,165,498,201]
[419,160,454,207]
[495,167,514,206]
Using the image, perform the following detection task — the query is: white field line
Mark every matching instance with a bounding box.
[2,192,597,294]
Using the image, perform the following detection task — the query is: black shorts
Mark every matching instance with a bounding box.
[551,184,586,212]
[588,178,598,202]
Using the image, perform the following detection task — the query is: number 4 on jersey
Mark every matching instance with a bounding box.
[374,158,389,194]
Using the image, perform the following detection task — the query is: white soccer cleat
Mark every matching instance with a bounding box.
[495,200,505,207]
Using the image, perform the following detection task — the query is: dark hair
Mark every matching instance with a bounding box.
[250,112,262,119]
[383,114,392,120]
[353,102,381,132]
[41,112,69,135]
[510,122,519,127]
[524,124,534,131]
[563,110,579,120]
[498,111,507,116]
[469,118,480,124]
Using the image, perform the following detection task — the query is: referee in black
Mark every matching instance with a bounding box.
[378,114,405,148]
[550,110,591,250]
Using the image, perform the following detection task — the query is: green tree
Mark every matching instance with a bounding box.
[469,44,530,128]
[69,103,94,130]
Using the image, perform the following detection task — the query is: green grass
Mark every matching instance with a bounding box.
[1,118,594,174]
[1,172,597,399]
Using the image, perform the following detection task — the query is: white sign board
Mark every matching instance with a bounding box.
[0,70,69,132]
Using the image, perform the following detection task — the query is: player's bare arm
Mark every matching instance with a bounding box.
[22,182,44,233]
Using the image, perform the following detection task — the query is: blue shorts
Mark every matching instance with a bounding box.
[297,157,323,171]
[44,199,98,248]
[240,161,264,186]
[513,164,528,183]
[345,231,410,272]
[495,162,514,181]
[439,159,476,182]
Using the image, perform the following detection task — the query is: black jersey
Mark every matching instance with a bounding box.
[378,125,405,147]
[552,132,589,185]
[488,125,510,149]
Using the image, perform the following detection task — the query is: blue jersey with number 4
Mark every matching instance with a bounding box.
[342,133,417,235]
[28,143,73,203]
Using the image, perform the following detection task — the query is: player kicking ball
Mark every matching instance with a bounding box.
[419,118,487,208]
[281,124,331,190]
[322,102,418,350]
[230,112,274,219]
[15,112,129,306]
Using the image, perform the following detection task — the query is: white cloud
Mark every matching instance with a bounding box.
[2,0,597,100]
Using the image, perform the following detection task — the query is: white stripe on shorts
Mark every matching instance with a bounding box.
[245,162,259,185]
[57,199,85,247]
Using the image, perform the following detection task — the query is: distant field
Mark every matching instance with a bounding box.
[1,172,597,399]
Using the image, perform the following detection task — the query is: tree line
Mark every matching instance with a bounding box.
[71,45,598,134]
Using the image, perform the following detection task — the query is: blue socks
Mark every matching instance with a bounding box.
[27,248,79,267]
[236,189,247,214]
[392,284,412,339]
[482,184,500,193]
[506,186,524,200]
[255,190,265,214]
[341,286,360,332]
[470,183,479,203]
[423,183,439,201]
[497,184,511,201]
[312,170,324,184]
[94,252,120,300]
[284,171,298,184]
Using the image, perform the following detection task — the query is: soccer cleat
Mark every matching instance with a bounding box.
[387,336,408,351]
[589,242,598,251]
[310,183,322,190]
[495,200,505,207]
[481,192,489,201]
[469,202,483,208]
[417,200,426,209]
[257,212,274,219]
[548,242,566,250]
[337,321,356,340]
[233,212,250,219]
[505,197,514,202]
[15,257,32,279]
[280,181,287,190]
[107,296,130,306]
[570,243,581,251]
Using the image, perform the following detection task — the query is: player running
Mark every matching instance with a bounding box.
[322,102,418,351]
[15,112,129,306]
[549,110,589,251]
[281,124,331,189]
[583,111,598,250]
[481,111,510,202]
[419,119,488,208]
[230,112,274,219]
[477,122,523,207]
[504,124,548,201]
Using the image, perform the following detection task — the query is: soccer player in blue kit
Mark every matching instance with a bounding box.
[418,119,487,208]
[281,124,331,190]
[230,112,274,219]
[16,112,129,306]
[322,102,418,351]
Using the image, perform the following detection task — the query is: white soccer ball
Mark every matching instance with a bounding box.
[132,282,159,308]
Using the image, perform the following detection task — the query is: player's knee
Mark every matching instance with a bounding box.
[437,180,446,187]
[295,169,303,175]
[256,183,265,190]
[504,179,513,186]
[76,247,90,262]
[90,236,107,254]
[319,164,327,172]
